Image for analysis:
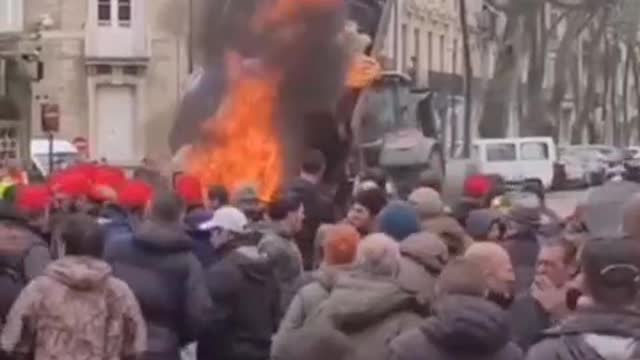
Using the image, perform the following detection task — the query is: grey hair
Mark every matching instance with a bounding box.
[354,233,401,277]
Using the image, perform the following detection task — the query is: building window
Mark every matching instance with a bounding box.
[123,65,139,76]
[118,0,131,27]
[96,65,113,75]
[98,0,111,26]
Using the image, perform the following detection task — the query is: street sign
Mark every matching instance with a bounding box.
[41,103,60,132]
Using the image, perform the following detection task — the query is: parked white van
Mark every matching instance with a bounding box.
[471,137,557,190]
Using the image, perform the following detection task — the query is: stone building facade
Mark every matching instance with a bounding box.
[1,0,194,164]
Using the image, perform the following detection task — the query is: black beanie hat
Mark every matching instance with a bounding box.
[354,188,387,216]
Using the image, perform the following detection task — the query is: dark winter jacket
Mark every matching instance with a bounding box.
[452,199,484,227]
[285,177,335,270]
[277,272,423,360]
[99,205,136,245]
[396,233,448,308]
[104,220,213,360]
[183,208,217,267]
[0,217,51,322]
[509,292,551,351]
[389,295,523,360]
[257,221,304,314]
[504,229,540,294]
[525,307,640,360]
[197,246,279,360]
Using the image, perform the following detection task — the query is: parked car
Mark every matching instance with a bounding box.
[554,147,589,189]
[471,137,557,190]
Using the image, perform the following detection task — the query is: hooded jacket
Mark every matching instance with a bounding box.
[197,246,279,360]
[293,273,424,360]
[526,307,640,360]
[104,220,213,360]
[389,295,523,360]
[396,233,448,308]
[421,216,472,257]
[258,221,304,314]
[0,256,147,360]
[272,264,351,356]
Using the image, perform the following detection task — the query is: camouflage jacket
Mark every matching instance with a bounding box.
[0,256,147,360]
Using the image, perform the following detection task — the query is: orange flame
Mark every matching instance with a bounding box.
[189,54,284,201]
[347,54,382,89]
[188,0,344,201]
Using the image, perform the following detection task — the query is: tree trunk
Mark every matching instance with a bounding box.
[548,11,593,129]
[632,50,640,142]
[459,0,473,156]
[622,46,631,146]
[571,10,609,143]
[601,39,610,142]
[478,14,523,138]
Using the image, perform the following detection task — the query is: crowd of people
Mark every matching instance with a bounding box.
[0,149,639,360]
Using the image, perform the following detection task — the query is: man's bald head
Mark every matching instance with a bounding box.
[465,242,510,268]
[465,242,515,300]
[623,194,640,240]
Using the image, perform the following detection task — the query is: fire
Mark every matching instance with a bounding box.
[189,53,284,201]
[347,54,382,89]
[188,0,344,201]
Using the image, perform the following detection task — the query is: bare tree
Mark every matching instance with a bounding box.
[459,0,473,156]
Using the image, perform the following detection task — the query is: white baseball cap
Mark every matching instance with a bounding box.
[199,206,248,233]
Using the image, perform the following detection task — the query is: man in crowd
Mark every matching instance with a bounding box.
[377,201,421,242]
[465,242,517,309]
[276,234,423,360]
[510,236,579,351]
[197,206,280,360]
[105,191,212,360]
[465,208,505,243]
[1,214,147,360]
[503,193,544,293]
[408,187,472,256]
[258,195,305,314]
[286,149,335,270]
[274,224,361,351]
[389,257,523,360]
[0,194,51,323]
[526,237,640,359]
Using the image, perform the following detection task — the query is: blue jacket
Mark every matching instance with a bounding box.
[99,205,135,245]
[184,208,218,268]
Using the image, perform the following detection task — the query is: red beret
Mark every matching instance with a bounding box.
[464,175,492,199]
[118,180,153,210]
[50,172,92,199]
[93,166,126,191]
[175,174,203,207]
[16,185,52,215]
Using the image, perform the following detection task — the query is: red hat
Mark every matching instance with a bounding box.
[49,172,92,199]
[323,224,361,266]
[175,174,203,207]
[464,175,492,199]
[118,180,153,210]
[93,166,126,191]
[16,185,52,215]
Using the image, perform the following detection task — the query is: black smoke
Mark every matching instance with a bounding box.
[170,0,350,183]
